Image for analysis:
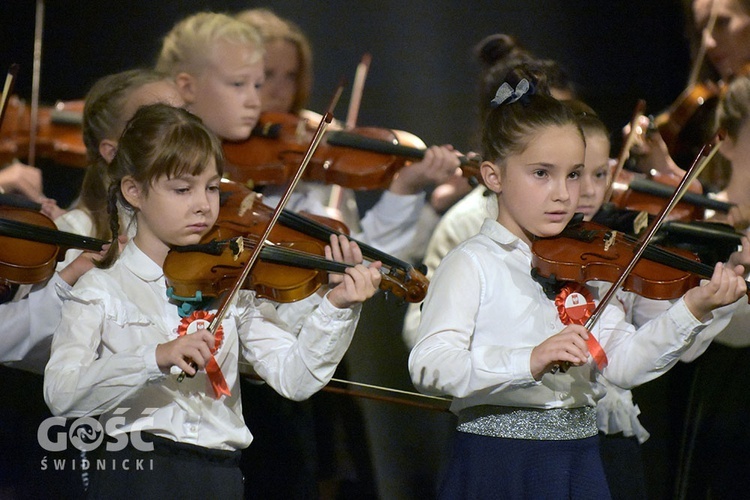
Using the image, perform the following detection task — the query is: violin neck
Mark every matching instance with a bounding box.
[0,217,107,252]
[278,209,415,272]
[0,193,42,211]
[326,130,425,159]
[260,244,348,274]
[325,130,475,168]
[629,178,732,213]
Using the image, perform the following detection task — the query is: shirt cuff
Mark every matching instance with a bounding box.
[143,344,166,379]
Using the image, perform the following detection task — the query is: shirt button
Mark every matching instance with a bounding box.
[190,425,198,433]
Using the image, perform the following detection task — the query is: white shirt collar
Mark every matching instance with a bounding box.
[120,241,164,282]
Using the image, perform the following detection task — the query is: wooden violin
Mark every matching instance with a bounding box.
[222,111,481,190]
[608,168,731,221]
[0,206,107,284]
[532,218,749,301]
[0,95,86,168]
[163,180,429,305]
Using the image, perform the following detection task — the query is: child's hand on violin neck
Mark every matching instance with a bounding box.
[324,233,382,308]
[684,261,748,321]
[326,261,382,309]
[156,328,215,375]
[531,325,590,380]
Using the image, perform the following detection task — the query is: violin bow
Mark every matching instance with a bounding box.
[27,0,45,167]
[177,90,339,383]
[327,53,372,216]
[603,99,646,204]
[0,64,19,128]
[345,53,371,129]
[586,131,725,333]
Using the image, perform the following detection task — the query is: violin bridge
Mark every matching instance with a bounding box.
[232,236,244,260]
[604,231,617,252]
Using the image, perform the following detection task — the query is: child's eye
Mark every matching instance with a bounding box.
[207,184,221,192]
[568,170,581,180]
[533,169,548,178]
[175,187,191,194]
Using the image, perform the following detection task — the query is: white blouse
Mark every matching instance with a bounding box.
[44,242,361,451]
[409,218,737,415]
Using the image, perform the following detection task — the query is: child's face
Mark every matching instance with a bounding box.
[260,38,300,114]
[494,124,585,244]
[130,160,221,264]
[694,0,750,80]
[182,39,264,141]
[576,132,612,221]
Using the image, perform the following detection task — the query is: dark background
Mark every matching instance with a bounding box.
[3,0,691,155]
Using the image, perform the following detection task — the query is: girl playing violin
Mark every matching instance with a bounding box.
[408,65,746,498]
[43,103,381,498]
[230,8,462,260]
[666,70,750,498]
[54,68,184,265]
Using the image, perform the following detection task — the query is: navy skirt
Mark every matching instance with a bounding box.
[439,431,611,499]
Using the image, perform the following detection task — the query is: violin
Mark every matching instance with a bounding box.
[222,111,481,190]
[0,95,86,168]
[163,180,429,304]
[531,218,750,301]
[608,168,731,221]
[654,80,722,165]
[0,206,107,284]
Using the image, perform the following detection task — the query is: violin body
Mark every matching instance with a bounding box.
[0,206,106,284]
[223,111,426,190]
[0,95,86,167]
[655,81,721,162]
[532,220,702,301]
[0,207,60,284]
[164,180,429,304]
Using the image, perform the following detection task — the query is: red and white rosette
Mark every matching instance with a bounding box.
[177,310,231,398]
[554,283,608,370]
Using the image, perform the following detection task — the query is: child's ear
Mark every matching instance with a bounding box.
[120,176,144,209]
[174,72,197,105]
[99,139,118,164]
[480,161,502,194]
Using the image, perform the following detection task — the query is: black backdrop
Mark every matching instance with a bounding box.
[3,0,690,154]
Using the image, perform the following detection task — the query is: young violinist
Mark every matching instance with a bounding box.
[53,68,184,268]
[43,103,381,497]
[230,8,462,259]
[234,8,475,498]
[408,65,746,498]
[663,71,750,498]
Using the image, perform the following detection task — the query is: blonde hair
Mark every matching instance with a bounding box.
[236,8,313,113]
[156,11,263,77]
